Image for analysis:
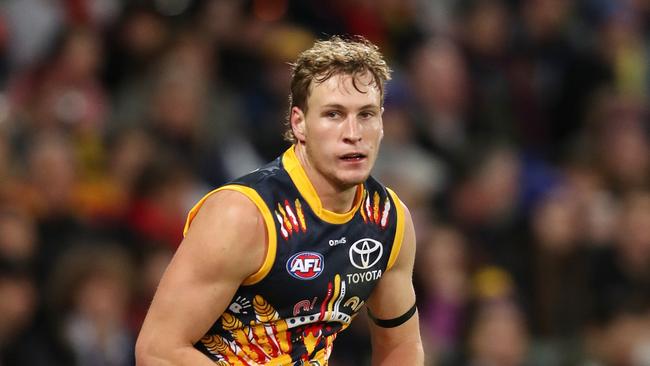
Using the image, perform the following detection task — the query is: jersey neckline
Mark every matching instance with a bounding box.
[282,146,364,225]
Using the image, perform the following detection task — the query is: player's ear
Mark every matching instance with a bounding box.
[291,106,306,143]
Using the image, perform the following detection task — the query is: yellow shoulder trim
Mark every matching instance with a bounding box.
[183,185,277,285]
[282,146,363,224]
[386,188,405,271]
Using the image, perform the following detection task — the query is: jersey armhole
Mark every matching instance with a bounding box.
[183,184,277,285]
[385,188,405,271]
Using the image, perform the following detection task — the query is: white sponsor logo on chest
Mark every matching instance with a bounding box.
[349,238,383,269]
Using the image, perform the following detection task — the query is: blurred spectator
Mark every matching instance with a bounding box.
[0,13,9,87]
[588,191,650,325]
[106,6,170,104]
[0,208,36,265]
[26,132,77,214]
[3,0,63,72]
[528,187,592,338]
[449,145,525,273]
[0,255,73,366]
[126,155,200,250]
[196,0,247,44]
[460,0,518,144]
[588,94,650,192]
[9,26,107,137]
[0,0,648,364]
[128,244,173,335]
[406,38,471,172]
[113,29,257,185]
[442,266,538,366]
[417,225,470,363]
[102,128,156,219]
[510,0,578,156]
[585,310,650,366]
[0,261,37,355]
[465,299,530,366]
[452,145,521,226]
[563,161,618,247]
[49,245,136,366]
[243,24,312,161]
[0,131,9,182]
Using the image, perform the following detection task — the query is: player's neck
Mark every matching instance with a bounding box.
[294,144,359,214]
[318,184,359,214]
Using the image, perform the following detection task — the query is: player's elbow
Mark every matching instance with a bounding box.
[412,340,425,363]
[135,332,163,365]
[371,340,425,366]
[135,335,151,365]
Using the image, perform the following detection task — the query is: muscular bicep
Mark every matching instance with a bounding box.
[138,190,267,352]
[367,202,416,320]
[366,203,423,364]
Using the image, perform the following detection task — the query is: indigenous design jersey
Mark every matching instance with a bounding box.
[183,146,405,366]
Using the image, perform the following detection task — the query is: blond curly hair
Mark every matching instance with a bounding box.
[284,36,392,143]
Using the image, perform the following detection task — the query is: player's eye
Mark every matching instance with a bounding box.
[325,110,342,119]
[359,111,375,119]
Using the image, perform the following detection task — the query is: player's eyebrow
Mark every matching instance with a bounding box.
[358,104,380,111]
[320,103,380,111]
[320,103,346,110]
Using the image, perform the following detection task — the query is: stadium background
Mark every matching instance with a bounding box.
[0,0,649,365]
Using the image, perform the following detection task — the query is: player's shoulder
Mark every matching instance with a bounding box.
[199,188,260,217]
[184,155,287,237]
[184,188,266,254]
[182,187,267,282]
[232,156,284,187]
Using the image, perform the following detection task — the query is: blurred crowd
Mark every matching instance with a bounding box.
[0,0,649,365]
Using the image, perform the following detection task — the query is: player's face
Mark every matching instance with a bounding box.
[293,72,384,190]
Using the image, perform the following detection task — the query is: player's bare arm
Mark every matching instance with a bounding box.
[366,202,424,365]
[135,190,267,365]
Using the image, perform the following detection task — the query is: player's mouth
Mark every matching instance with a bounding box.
[339,152,367,162]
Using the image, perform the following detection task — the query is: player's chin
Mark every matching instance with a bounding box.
[336,170,370,187]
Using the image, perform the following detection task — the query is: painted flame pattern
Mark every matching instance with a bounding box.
[295,199,306,232]
[277,204,293,234]
[275,199,307,239]
[360,198,368,223]
[361,191,391,229]
[364,194,372,223]
[380,197,391,229]
[373,191,380,223]
[274,212,289,239]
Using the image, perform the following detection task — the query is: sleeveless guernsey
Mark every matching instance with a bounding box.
[183,146,405,366]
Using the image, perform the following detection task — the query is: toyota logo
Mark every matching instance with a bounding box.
[349,239,383,270]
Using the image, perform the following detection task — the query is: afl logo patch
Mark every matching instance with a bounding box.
[349,239,383,269]
[286,252,324,280]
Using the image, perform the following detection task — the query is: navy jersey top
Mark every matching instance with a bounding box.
[183,146,406,366]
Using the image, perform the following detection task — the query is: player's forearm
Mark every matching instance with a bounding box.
[370,340,425,366]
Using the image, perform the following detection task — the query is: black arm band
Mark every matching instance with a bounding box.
[367,303,417,328]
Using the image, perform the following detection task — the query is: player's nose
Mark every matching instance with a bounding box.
[342,117,362,143]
